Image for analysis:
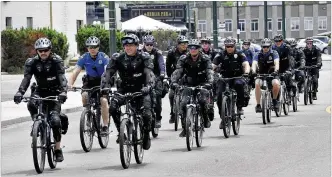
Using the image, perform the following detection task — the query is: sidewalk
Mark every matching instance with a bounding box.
[322,54,331,61]
[1,91,83,127]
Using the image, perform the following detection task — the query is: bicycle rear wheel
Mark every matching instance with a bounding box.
[79,109,94,152]
[174,95,180,131]
[186,107,194,151]
[134,118,144,164]
[119,118,132,169]
[32,120,46,174]
[309,80,314,104]
[47,126,57,169]
[195,111,203,147]
[221,97,231,138]
[266,92,272,123]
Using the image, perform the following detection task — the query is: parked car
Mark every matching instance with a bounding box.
[296,39,329,54]
[312,36,330,44]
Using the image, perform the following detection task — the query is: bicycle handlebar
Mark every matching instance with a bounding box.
[22,96,59,103]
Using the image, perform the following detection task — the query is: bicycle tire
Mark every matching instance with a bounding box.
[151,118,159,138]
[186,107,194,151]
[275,87,282,117]
[134,117,144,164]
[97,110,110,149]
[119,118,131,169]
[262,91,267,124]
[174,95,180,131]
[309,80,313,104]
[292,89,298,112]
[47,125,57,169]
[266,91,272,123]
[221,96,231,138]
[195,110,203,147]
[32,120,46,174]
[232,101,240,135]
[283,91,289,115]
[304,79,308,105]
[79,109,94,152]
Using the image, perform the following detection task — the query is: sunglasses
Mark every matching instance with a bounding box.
[274,40,282,42]
[122,38,135,45]
[225,45,234,48]
[189,46,199,50]
[37,49,50,53]
[145,43,154,47]
[88,46,99,49]
[262,46,270,48]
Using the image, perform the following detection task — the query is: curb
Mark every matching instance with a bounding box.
[1,106,83,128]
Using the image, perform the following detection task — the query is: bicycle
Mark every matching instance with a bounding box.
[218,76,244,138]
[21,96,60,174]
[303,65,318,105]
[71,86,110,152]
[256,74,275,124]
[182,85,207,151]
[278,73,291,117]
[151,89,159,138]
[108,91,145,169]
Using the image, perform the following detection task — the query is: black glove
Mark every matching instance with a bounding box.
[14,91,23,104]
[251,72,257,78]
[58,92,67,103]
[100,88,109,96]
[317,63,322,69]
[286,70,293,75]
[170,83,179,90]
[160,73,165,80]
[204,83,212,90]
[141,86,151,94]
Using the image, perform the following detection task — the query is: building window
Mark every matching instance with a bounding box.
[198,20,207,36]
[239,19,246,32]
[225,19,232,32]
[251,19,259,32]
[277,18,283,31]
[291,17,300,31]
[318,16,327,30]
[267,18,272,31]
[304,17,313,30]
[27,17,33,29]
[76,20,83,32]
[6,17,12,29]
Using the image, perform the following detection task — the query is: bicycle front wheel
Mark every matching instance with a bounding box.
[221,96,231,138]
[195,111,203,147]
[79,109,94,152]
[186,107,194,151]
[133,118,144,164]
[32,120,46,174]
[119,118,132,169]
[261,91,267,124]
[47,125,57,169]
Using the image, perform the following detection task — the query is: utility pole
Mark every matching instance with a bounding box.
[49,1,53,29]
[264,1,268,38]
[187,1,191,39]
[236,1,239,43]
[282,1,286,38]
[109,1,117,55]
[212,1,218,48]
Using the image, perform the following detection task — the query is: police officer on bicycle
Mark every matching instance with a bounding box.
[171,39,213,137]
[213,37,250,119]
[141,35,166,128]
[302,37,322,100]
[200,38,219,60]
[101,34,155,150]
[272,34,296,95]
[13,38,68,162]
[288,39,306,93]
[68,36,110,133]
[166,35,189,124]
[252,38,281,112]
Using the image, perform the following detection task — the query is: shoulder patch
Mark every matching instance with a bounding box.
[52,54,63,63]
[201,53,210,61]
[179,54,187,61]
[141,51,151,59]
[25,58,36,66]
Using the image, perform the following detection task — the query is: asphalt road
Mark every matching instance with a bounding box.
[1,61,331,177]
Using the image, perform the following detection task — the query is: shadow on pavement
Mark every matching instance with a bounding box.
[66,148,112,154]
[87,163,150,171]
[2,168,61,176]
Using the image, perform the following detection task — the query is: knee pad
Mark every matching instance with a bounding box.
[60,113,69,135]
[50,111,62,129]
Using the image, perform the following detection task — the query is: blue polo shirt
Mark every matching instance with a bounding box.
[76,52,109,77]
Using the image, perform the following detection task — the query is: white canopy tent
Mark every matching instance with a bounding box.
[121,15,181,32]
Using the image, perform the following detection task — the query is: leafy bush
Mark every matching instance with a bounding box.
[1,28,69,74]
[76,25,125,55]
[151,29,178,51]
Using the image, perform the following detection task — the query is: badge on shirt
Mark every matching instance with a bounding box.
[269,56,272,60]
[98,60,102,64]
[151,55,154,60]
[234,54,238,58]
